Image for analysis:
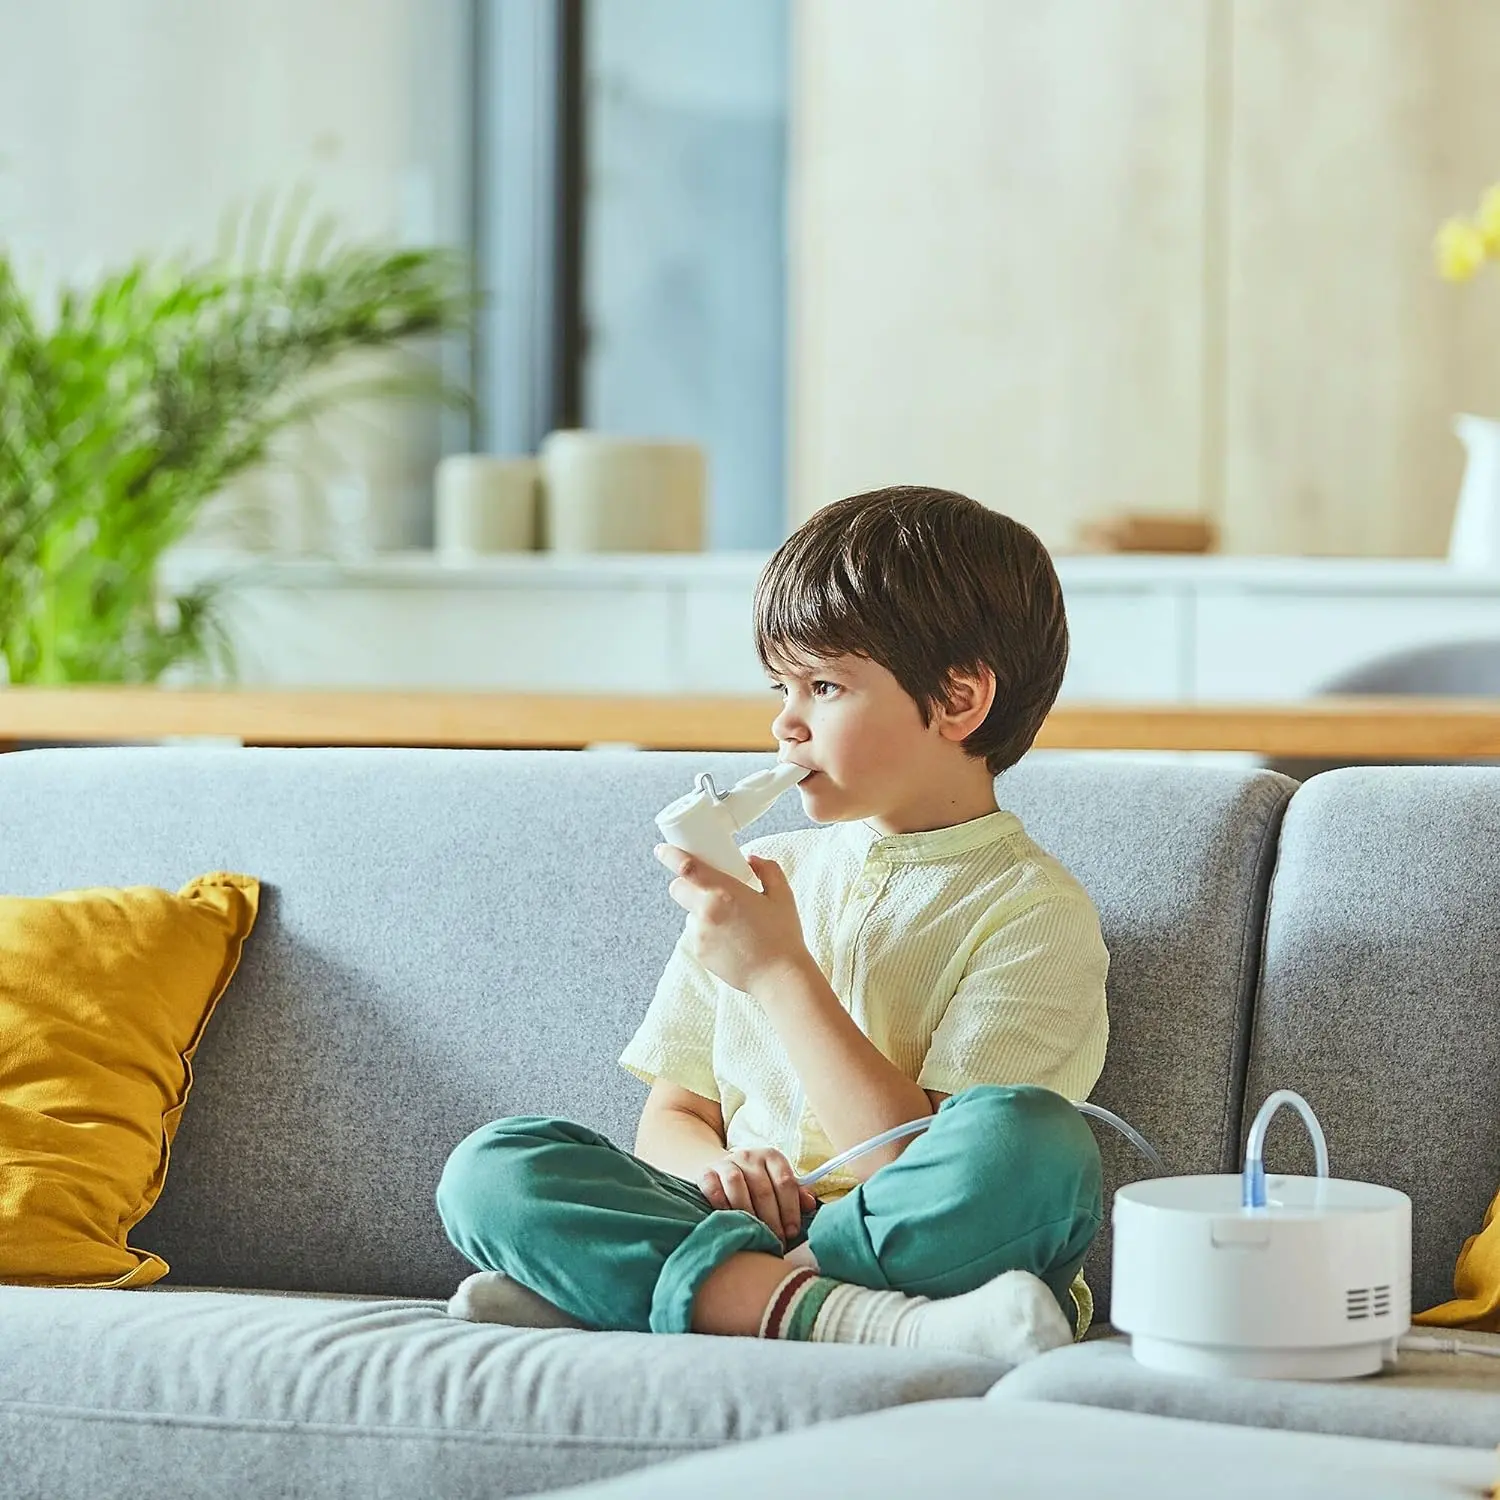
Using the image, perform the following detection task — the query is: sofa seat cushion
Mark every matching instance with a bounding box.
[989,1334,1500,1448]
[519,1397,1497,1500]
[0,1287,1002,1500]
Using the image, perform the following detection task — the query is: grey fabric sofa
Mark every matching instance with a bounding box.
[1,747,1497,1500]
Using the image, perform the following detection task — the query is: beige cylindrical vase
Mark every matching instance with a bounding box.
[434,455,540,555]
[539,431,706,552]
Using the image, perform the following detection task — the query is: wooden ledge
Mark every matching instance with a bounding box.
[3,688,1500,758]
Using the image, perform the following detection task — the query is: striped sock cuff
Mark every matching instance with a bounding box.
[759,1269,837,1341]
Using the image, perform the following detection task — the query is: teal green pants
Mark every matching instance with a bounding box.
[436,1084,1101,1335]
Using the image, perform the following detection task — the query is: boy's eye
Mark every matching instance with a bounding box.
[812,680,839,697]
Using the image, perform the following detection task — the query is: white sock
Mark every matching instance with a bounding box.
[446,1270,588,1329]
[763,1267,1071,1364]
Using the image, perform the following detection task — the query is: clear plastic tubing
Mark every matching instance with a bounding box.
[1241,1088,1329,1210]
[796,1099,1166,1189]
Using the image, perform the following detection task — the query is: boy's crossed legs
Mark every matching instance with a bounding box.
[436,1085,1102,1362]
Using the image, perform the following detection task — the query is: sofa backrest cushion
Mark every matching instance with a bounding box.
[0,748,1290,1307]
[1246,766,1500,1315]
[996,756,1292,1312]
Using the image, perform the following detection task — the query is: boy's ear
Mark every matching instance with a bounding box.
[936,666,997,742]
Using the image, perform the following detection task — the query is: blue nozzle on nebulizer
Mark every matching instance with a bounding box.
[1240,1088,1330,1209]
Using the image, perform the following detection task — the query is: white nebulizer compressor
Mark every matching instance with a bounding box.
[1110,1091,1412,1380]
[654,766,1416,1383]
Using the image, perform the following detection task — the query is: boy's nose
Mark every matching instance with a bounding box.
[770,699,808,744]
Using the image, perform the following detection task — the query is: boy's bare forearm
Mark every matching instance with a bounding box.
[750,956,935,1175]
[634,1104,728,1182]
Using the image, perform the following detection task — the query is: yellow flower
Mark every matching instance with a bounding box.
[1478,184,1500,254]
[1436,216,1487,282]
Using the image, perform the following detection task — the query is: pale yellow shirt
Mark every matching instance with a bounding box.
[620,808,1110,1202]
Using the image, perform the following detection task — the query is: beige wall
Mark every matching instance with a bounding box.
[790,0,1500,557]
[1222,1,1500,556]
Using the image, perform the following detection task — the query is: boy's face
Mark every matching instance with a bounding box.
[767,650,991,832]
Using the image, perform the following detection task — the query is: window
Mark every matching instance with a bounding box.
[473,0,788,549]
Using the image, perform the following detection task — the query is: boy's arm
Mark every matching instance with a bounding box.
[652,845,937,1175]
[633,1079,729,1180]
[746,888,1105,1175]
[751,956,938,1177]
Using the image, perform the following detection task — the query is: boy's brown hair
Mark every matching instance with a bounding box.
[753,485,1068,776]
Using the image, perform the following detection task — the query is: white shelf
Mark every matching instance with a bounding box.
[159,548,1500,699]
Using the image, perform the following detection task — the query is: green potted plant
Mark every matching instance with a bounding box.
[0,207,470,685]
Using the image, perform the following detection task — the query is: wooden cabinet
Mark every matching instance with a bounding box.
[789,1,1500,559]
[790,0,1210,552]
[1221,1,1500,556]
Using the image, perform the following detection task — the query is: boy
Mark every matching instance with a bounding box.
[437,486,1109,1362]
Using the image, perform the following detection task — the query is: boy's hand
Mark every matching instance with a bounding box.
[655,846,813,998]
[699,1146,819,1243]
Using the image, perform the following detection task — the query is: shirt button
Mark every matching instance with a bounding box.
[852,880,876,898]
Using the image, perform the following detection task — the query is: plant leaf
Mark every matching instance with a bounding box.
[0,199,471,684]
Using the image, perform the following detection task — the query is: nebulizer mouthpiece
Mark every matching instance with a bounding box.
[655,763,811,888]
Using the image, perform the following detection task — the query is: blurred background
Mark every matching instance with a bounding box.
[5,0,1500,720]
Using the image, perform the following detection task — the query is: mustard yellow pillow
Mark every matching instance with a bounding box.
[0,873,259,1287]
[1417,1183,1500,1332]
